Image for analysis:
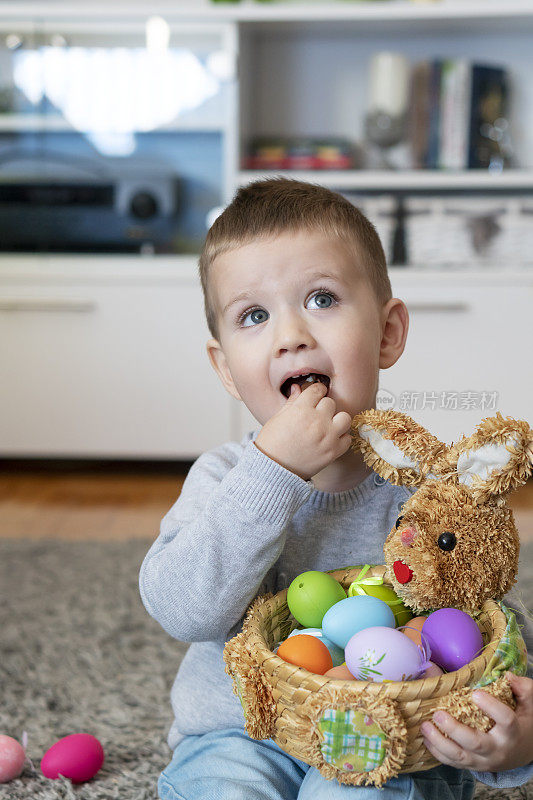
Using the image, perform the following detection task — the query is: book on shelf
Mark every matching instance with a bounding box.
[408,59,509,170]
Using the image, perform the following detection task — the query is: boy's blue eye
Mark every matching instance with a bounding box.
[238,290,336,327]
[241,308,269,327]
[308,292,334,309]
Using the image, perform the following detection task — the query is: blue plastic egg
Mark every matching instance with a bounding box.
[288,627,345,667]
[322,595,395,649]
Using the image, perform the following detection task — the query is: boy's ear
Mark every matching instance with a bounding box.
[206,338,242,402]
[379,298,409,370]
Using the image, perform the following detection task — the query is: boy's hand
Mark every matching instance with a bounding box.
[254,381,352,481]
[420,672,533,773]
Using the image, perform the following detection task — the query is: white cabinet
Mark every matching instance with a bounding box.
[384,272,533,444]
[0,258,233,457]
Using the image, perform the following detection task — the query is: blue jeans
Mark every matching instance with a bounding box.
[158,728,476,800]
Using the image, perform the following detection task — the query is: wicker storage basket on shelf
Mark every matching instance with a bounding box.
[223,564,526,787]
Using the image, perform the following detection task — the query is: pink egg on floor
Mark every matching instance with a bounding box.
[41,733,104,784]
[0,735,26,783]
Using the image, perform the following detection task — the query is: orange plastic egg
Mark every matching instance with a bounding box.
[324,663,356,680]
[277,634,333,674]
[400,616,428,647]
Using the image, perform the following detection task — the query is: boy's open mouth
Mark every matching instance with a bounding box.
[280,373,330,398]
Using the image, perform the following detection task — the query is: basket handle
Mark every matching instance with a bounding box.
[223,632,278,741]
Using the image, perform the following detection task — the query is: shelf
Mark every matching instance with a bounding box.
[0,113,224,134]
[237,169,533,191]
[3,1,533,34]
[216,1,533,35]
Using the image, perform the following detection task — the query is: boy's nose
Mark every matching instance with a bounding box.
[273,314,317,355]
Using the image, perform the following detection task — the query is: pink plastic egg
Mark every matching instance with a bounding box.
[324,663,356,680]
[422,661,444,679]
[0,735,25,783]
[345,626,430,682]
[41,733,104,784]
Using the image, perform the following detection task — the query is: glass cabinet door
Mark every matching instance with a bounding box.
[0,17,236,254]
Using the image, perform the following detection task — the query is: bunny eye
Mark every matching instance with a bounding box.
[395,516,404,529]
[438,531,457,552]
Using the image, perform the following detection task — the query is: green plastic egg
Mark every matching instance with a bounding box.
[287,571,347,628]
[351,583,412,627]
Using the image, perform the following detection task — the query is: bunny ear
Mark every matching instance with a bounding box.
[447,413,533,503]
[351,409,446,487]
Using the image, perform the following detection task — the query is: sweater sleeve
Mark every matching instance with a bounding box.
[469,591,533,788]
[139,438,313,643]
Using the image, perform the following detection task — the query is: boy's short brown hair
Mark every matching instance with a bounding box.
[199,177,392,340]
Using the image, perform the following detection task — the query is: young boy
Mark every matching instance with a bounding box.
[139,178,533,800]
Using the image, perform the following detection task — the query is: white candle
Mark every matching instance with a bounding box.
[368,52,411,117]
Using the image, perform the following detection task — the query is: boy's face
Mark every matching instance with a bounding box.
[207,229,396,426]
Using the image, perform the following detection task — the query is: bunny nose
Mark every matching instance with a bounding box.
[400,526,417,547]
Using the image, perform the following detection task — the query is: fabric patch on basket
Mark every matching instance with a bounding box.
[474,602,528,689]
[317,708,387,773]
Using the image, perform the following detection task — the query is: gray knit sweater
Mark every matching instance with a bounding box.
[139,430,533,789]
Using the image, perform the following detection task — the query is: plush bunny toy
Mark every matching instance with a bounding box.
[351,410,533,615]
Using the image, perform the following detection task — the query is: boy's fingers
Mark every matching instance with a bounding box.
[471,690,516,729]
[426,712,490,755]
[297,381,328,405]
[505,672,533,705]
[338,432,352,452]
[285,382,310,403]
[286,383,301,401]
[332,411,352,434]
[421,721,468,765]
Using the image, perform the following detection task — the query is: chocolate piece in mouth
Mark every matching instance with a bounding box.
[280,373,330,398]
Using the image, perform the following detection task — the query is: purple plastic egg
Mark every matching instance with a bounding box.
[422,609,483,672]
[41,733,104,784]
[345,626,429,682]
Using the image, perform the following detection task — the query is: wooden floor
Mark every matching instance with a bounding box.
[0,463,189,541]
[1,463,533,542]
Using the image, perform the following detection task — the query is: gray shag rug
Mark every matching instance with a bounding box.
[0,538,532,800]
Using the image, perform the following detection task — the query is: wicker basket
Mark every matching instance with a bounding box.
[223,565,525,787]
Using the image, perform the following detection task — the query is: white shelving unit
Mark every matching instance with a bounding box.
[2,2,533,194]
[238,169,533,191]
[0,113,226,133]
[1,1,532,458]
[3,2,533,28]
